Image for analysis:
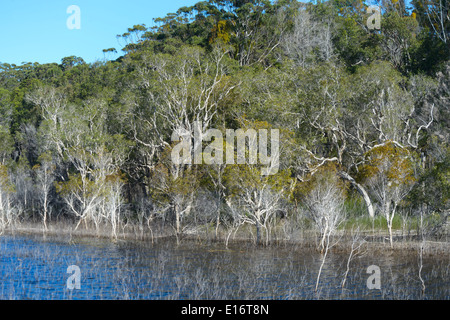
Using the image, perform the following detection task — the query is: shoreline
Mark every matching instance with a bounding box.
[1,221,449,256]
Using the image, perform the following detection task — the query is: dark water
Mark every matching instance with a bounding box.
[0,234,448,300]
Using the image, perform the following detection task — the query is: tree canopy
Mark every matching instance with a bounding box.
[0,0,448,243]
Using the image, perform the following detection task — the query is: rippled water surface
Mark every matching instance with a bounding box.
[0,234,448,299]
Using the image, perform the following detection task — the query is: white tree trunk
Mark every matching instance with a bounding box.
[339,171,374,218]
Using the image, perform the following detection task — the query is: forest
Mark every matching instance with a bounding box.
[0,0,448,248]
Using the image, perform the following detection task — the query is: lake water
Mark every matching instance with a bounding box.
[0,234,448,300]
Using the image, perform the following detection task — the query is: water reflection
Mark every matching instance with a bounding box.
[0,235,448,300]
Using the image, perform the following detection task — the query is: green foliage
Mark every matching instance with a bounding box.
[0,164,15,194]
[409,147,450,213]
[295,162,349,201]
[358,142,417,187]
[0,0,448,240]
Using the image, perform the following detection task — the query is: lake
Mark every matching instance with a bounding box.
[0,234,448,299]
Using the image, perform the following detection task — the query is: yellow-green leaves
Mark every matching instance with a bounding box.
[359,141,417,188]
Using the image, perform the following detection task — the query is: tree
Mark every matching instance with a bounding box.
[28,87,131,233]
[0,125,14,166]
[204,157,227,238]
[297,164,347,253]
[122,44,237,208]
[0,164,15,231]
[333,0,383,69]
[100,172,126,239]
[222,121,293,246]
[282,4,334,68]
[55,172,104,231]
[149,145,199,240]
[295,163,347,292]
[10,156,34,218]
[412,0,450,44]
[224,164,293,246]
[32,152,55,230]
[381,11,420,72]
[359,141,417,247]
[60,56,85,72]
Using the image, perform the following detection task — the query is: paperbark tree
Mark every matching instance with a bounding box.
[282,5,334,68]
[100,173,126,239]
[296,164,346,292]
[360,142,417,247]
[222,120,292,246]
[33,152,55,230]
[123,45,237,193]
[0,165,15,231]
[299,164,347,253]
[28,87,130,233]
[224,164,293,246]
[149,148,198,240]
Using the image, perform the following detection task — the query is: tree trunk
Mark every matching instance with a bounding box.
[385,201,393,248]
[339,171,374,218]
[43,194,48,231]
[0,192,4,228]
[175,204,181,236]
[215,210,220,239]
[215,190,222,239]
[315,234,330,292]
[256,220,261,246]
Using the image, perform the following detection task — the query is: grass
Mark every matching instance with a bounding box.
[340,215,402,231]
[1,197,448,252]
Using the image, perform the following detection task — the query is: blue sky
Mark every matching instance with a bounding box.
[1,0,414,66]
[0,0,199,65]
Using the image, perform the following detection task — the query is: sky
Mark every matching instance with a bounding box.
[0,0,414,66]
[0,0,200,65]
